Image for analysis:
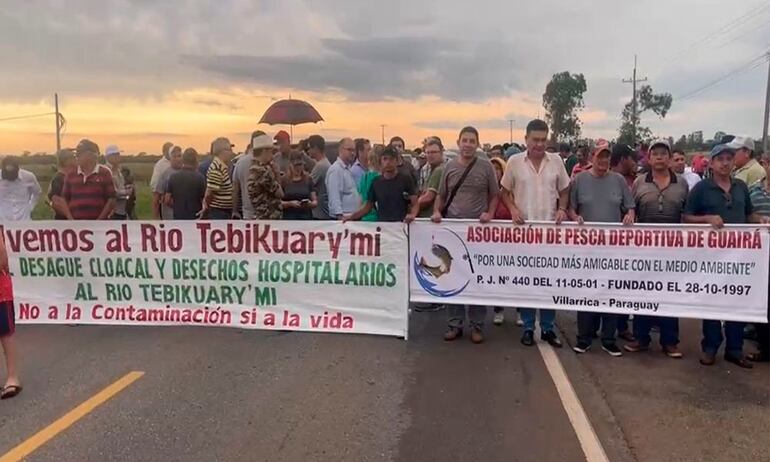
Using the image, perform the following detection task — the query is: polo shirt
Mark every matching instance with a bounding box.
[205,157,234,211]
[632,170,689,223]
[748,181,770,217]
[63,165,116,220]
[733,159,766,187]
[500,151,570,221]
[684,177,753,224]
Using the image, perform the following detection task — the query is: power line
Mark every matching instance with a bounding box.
[663,1,770,64]
[0,112,56,123]
[676,53,769,101]
[710,18,770,52]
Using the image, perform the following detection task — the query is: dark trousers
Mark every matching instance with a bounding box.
[633,315,679,347]
[207,208,232,220]
[755,279,770,358]
[702,320,745,357]
[578,312,618,346]
[617,314,630,333]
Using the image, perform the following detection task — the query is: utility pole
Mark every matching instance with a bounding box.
[623,55,647,146]
[54,93,61,153]
[380,125,386,145]
[508,119,515,143]
[762,51,770,154]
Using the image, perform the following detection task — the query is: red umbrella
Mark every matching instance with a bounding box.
[259,99,323,140]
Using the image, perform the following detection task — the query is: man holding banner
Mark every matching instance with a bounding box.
[569,140,636,357]
[501,119,570,348]
[626,139,688,358]
[684,144,770,368]
[432,126,499,344]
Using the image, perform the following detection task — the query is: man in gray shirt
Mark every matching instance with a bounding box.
[307,135,331,219]
[326,138,361,219]
[569,141,635,357]
[432,126,499,344]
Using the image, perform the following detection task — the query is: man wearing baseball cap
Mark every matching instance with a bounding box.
[684,144,770,368]
[626,139,688,358]
[201,137,236,219]
[62,139,116,220]
[728,135,765,186]
[273,130,315,176]
[104,145,131,219]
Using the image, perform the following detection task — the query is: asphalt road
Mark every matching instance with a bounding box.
[0,309,767,462]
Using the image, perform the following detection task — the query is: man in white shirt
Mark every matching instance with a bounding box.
[501,119,570,348]
[0,156,42,221]
[671,149,701,190]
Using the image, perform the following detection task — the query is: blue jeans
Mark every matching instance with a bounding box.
[520,308,555,333]
[633,315,679,347]
[701,320,745,357]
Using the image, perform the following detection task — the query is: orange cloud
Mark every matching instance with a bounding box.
[0,86,613,154]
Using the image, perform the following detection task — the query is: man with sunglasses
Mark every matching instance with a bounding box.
[626,139,688,358]
[684,144,770,368]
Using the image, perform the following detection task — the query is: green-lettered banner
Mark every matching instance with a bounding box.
[3,221,409,337]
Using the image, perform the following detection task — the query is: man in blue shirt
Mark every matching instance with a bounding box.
[325,138,361,219]
[684,144,770,369]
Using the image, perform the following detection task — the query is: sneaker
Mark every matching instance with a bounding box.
[623,341,649,353]
[493,311,505,326]
[541,330,563,348]
[662,345,683,359]
[515,312,524,327]
[602,344,623,357]
[573,341,591,354]
[521,330,535,346]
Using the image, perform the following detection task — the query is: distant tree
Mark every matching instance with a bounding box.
[618,85,672,145]
[674,135,688,150]
[542,71,588,142]
[22,151,30,157]
[137,152,147,157]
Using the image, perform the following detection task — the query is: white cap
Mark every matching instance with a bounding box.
[252,134,274,150]
[104,144,122,157]
[725,135,755,152]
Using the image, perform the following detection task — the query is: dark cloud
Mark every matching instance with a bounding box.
[182,36,523,102]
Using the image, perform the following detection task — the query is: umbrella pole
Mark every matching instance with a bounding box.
[290,125,293,143]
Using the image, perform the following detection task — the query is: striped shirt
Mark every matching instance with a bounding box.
[749,181,770,217]
[62,165,116,220]
[206,157,233,211]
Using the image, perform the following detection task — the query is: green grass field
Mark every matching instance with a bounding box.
[29,161,156,220]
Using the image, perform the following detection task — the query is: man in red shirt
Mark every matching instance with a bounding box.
[62,139,116,220]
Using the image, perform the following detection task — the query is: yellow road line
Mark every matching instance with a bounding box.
[0,371,145,462]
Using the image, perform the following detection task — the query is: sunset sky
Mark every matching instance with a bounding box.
[1,0,768,154]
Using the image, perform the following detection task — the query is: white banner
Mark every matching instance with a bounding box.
[3,221,409,337]
[409,220,769,323]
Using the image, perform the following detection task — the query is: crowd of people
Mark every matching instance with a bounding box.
[0,119,768,399]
